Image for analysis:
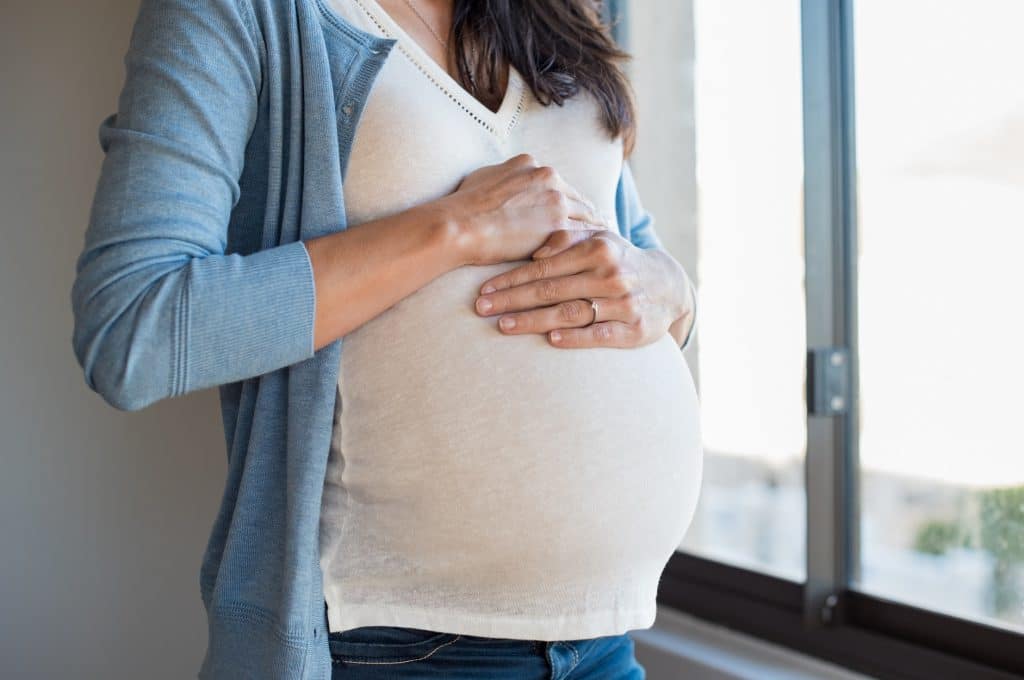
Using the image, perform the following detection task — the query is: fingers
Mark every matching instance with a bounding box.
[565,195,608,229]
[534,225,624,261]
[533,185,606,232]
[504,152,539,169]
[493,293,645,336]
[485,154,602,220]
[531,189,605,230]
[493,298,597,334]
[531,228,602,260]
[552,177,604,227]
[475,270,629,316]
[507,155,608,230]
[480,238,591,294]
[548,320,644,349]
[482,232,630,295]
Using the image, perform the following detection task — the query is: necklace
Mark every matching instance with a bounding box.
[402,0,449,48]
[401,0,480,91]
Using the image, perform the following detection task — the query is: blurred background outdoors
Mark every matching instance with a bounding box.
[625,0,1024,631]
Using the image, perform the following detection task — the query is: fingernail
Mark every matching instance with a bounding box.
[550,331,561,342]
[499,316,516,330]
[481,284,496,294]
[476,297,492,313]
[534,247,551,259]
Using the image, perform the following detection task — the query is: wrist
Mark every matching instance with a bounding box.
[426,197,481,267]
[419,200,473,269]
[642,246,689,321]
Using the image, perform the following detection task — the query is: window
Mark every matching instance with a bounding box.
[608,0,1024,676]
[853,0,1024,632]
[621,0,808,582]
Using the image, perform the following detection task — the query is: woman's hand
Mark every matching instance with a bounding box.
[432,153,610,266]
[472,229,696,349]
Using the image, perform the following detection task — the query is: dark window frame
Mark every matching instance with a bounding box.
[604,1,1024,677]
[660,553,1024,680]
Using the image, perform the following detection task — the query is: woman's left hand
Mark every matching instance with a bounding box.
[473,228,694,348]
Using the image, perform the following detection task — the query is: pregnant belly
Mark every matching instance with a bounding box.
[335,261,703,589]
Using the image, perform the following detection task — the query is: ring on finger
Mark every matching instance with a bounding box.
[583,297,599,326]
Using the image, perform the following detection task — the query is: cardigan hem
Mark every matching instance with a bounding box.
[198,600,327,680]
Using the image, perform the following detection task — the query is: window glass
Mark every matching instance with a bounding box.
[625,0,807,580]
[853,0,1024,629]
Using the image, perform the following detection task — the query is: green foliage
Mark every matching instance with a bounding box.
[910,485,1024,617]
[977,485,1024,615]
[913,519,964,556]
[978,485,1024,564]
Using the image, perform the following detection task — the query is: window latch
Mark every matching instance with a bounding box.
[807,346,851,416]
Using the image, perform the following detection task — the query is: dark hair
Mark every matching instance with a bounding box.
[450,0,637,158]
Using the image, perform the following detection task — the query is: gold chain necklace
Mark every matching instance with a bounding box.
[401,0,480,90]
[402,0,450,48]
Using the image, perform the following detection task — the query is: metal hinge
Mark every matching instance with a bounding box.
[819,592,842,626]
[807,346,851,416]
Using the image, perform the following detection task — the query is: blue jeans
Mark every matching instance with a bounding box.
[327,625,646,679]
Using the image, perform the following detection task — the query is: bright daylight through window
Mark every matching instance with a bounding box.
[623,0,1023,630]
[852,0,1024,632]
[625,0,808,581]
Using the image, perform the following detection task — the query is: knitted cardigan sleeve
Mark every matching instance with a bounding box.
[70,0,317,411]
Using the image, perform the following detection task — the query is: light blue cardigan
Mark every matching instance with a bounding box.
[70,0,693,676]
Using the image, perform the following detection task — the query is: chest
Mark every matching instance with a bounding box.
[323,0,624,229]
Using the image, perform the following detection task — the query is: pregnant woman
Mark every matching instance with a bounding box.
[317,1,703,677]
[70,0,701,678]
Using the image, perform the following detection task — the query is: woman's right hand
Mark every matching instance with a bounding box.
[433,153,611,266]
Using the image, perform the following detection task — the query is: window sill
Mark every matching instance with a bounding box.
[632,605,874,680]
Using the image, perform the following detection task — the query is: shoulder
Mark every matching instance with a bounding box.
[236,0,385,60]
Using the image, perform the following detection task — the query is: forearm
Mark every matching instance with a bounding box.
[305,203,464,351]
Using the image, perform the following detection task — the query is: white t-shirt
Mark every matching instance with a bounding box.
[319,0,703,641]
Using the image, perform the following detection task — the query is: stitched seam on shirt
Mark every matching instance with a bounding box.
[350,0,523,138]
[175,268,190,396]
[234,0,263,65]
[234,0,258,39]
[505,85,526,136]
[234,0,266,102]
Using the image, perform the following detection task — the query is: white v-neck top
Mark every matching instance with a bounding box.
[319,0,704,641]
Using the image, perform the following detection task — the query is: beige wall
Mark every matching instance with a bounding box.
[1,4,225,677]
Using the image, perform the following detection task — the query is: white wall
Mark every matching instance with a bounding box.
[1,4,226,677]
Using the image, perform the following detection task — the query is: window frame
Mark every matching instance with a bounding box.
[605,0,1024,677]
[660,553,1024,679]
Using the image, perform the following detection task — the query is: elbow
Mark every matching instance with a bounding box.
[95,384,155,414]
[70,269,178,413]
[72,325,161,413]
